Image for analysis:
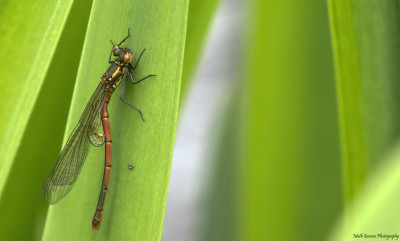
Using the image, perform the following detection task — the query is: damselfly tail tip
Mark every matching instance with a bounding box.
[92,216,102,231]
[92,223,100,231]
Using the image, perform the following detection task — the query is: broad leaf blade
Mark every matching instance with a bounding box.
[329,143,400,241]
[329,0,400,203]
[0,0,74,199]
[0,0,93,240]
[180,0,220,100]
[244,1,341,240]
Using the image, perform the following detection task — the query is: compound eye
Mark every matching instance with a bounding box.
[124,53,132,63]
[112,46,119,56]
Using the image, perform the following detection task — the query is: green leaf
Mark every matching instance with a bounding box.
[0,0,74,199]
[0,0,93,240]
[244,1,341,240]
[329,143,400,241]
[200,86,244,241]
[180,0,220,100]
[329,0,400,203]
[41,0,187,240]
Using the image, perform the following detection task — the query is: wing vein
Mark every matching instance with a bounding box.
[43,82,107,204]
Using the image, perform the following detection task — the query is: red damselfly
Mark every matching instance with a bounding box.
[43,29,155,230]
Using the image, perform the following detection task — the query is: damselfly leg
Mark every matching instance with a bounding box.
[130,48,146,70]
[120,64,155,121]
[117,28,131,46]
[120,76,145,121]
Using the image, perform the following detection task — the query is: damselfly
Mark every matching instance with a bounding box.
[43,29,154,230]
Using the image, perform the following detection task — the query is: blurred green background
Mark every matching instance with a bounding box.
[1,0,400,240]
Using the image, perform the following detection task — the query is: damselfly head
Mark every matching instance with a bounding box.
[112,46,123,57]
[112,46,132,64]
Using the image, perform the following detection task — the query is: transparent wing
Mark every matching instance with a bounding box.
[88,108,105,147]
[43,82,107,204]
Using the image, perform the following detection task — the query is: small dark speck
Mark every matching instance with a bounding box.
[128,163,134,170]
